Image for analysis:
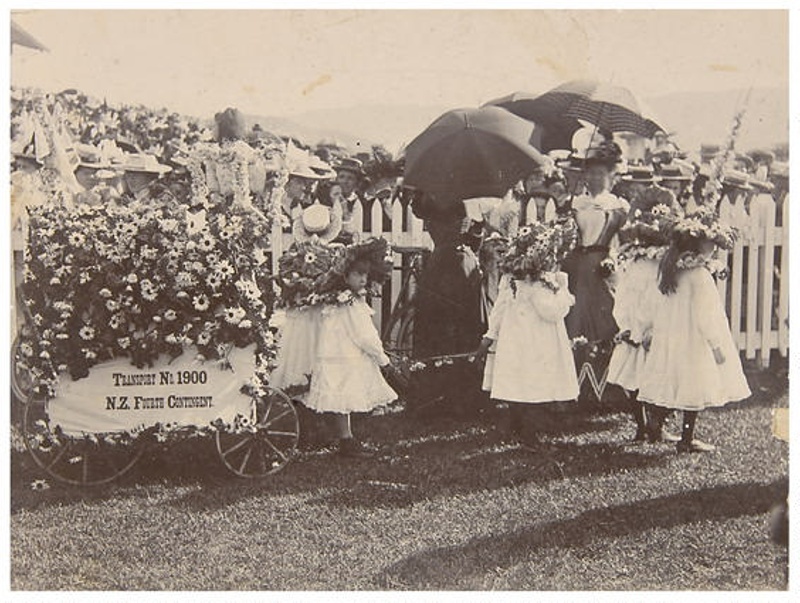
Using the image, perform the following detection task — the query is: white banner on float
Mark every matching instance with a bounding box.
[47,346,257,437]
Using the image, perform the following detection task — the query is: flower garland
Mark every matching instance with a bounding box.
[674,251,730,280]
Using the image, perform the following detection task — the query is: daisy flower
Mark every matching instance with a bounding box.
[79,326,95,340]
[196,331,212,346]
[30,479,50,491]
[223,307,246,324]
[68,232,86,246]
[193,294,210,311]
[106,300,120,312]
[304,252,317,264]
[117,337,131,349]
[206,272,223,289]
[216,260,235,278]
[164,309,178,321]
[198,233,215,252]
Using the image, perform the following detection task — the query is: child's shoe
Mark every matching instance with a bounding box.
[337,437,374,459]
[676,439,716,453]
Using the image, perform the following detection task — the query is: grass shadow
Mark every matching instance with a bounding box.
[372,479,788,590]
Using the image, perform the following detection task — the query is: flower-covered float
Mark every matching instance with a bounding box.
[14,136,304,484]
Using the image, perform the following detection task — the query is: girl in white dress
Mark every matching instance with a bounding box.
[607,202,680,443]
[475,220,579,446]
[638,211,750,452]
[305,252,396,457]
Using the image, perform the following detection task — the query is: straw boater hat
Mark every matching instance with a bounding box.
[621,165,655,184]
[120,153,172,175]
[334,157,365,177]
[292,200,343,243]
[657,164,692,183]
[721,169,753,192]
[308,154,337,180]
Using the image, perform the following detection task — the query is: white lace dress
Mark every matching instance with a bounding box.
[482,275,579,404]
[270,306,323,391]
[638,267,751,410]
[305,298,396,414]
[607,257,661,392]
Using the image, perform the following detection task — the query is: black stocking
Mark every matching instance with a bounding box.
[630,391,647,439]
[681,411,699,444]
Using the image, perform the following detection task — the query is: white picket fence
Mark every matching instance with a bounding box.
[273,193,790,368]
[716,193,789,367]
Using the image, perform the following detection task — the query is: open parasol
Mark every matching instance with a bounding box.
[402,106,547,213]
[486,79,665,149]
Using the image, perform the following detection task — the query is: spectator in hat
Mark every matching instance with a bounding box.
[280,159,327,232]
[619,165,676,213]
[335,157,365,242]
[657,164,694,212]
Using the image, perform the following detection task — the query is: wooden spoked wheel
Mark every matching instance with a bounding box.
[22,399,145,486]
[382,302,415,358]
[215,387,300,478]
[11,336,36,404]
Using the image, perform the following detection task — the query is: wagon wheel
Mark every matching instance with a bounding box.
[382,302,415,357]
[215,386,300,478]
[22,399,145,486]
[11,336,36,404]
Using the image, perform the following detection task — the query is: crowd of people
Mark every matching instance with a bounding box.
[9,84,789,457]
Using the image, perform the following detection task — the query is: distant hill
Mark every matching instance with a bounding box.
[645,87,788,153]
[244,87,787,157]
[241,113,379,154]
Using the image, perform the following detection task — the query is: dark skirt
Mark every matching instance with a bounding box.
[562,246,618,343]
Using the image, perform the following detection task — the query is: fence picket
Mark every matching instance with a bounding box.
[779,196,789,355]
[745,238,759,360]
[729,240,744,349]
[758,199,777,367]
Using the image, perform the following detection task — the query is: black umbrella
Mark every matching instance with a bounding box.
[403,106,547,213]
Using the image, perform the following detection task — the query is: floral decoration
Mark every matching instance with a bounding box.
[498,217,578,291]
[19,158,279,398]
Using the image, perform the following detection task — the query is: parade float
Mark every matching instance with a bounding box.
[13,126,306,484]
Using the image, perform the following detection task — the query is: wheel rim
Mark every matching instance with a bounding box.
[215,387,300,478]
[22,400,145,486]
[383,304,415,357]
[11,336,36,404]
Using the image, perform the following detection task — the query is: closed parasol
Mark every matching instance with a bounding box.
[403,106,547,213]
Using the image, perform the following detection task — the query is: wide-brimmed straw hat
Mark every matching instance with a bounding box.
[621,165,655,184]
[292,201,343,243]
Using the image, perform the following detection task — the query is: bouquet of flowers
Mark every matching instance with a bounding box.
[275,239,340,309]
[19,181,278,398]
[617,203,681,265]
[498,218,578,291]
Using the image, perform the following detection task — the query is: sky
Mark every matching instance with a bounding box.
[11,9,788,122]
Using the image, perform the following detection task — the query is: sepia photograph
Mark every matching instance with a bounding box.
[6,5,791,595]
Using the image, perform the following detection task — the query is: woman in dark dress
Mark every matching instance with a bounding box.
[561,142,629,403]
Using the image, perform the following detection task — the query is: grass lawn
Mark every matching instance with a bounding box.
[10,361,788,591]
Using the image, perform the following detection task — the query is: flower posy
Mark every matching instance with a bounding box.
[672,205,737,250]
[499,219,577,289]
